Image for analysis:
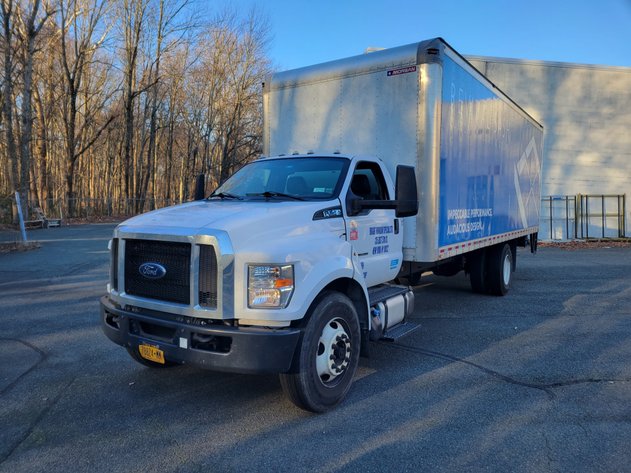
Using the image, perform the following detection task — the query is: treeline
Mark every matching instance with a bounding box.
[0,0,271,221]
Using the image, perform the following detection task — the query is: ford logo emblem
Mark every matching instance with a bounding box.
[139,262,167,280]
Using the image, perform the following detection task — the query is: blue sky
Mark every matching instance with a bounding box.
[219,0,631,70]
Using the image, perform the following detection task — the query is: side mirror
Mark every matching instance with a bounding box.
[194,173,205,201]
[394,165,418,217]
[347,165,419,217]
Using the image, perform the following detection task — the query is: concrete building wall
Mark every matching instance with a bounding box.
[466,56,631,238]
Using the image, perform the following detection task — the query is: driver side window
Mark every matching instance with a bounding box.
[349,162,389,200]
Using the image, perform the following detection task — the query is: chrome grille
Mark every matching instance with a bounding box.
[199,245,218,309]
[111,238,119,291]
[124,239,191,304]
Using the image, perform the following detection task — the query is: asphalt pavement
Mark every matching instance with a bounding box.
[1,224,630,472]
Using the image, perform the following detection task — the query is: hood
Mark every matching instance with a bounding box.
[115,199,341,242]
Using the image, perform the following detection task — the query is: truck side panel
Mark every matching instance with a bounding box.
[437,51,543,255]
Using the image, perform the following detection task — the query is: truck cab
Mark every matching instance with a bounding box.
[101,153,418,412]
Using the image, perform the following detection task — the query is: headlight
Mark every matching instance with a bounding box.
[248,264,294,308]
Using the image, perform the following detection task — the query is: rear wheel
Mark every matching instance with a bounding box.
[468,250,487,294]
[279,291,360,413]
[487,243,513,296]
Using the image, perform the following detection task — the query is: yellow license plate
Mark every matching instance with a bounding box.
[138,344,165,364]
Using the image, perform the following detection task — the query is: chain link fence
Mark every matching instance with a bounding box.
[540,194,627,241]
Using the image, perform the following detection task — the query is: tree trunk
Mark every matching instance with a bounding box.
[1,1,19,222]
[33,87,51,211]
[19,32,35,219]
[139,0,164,212]
[165,113,175,202]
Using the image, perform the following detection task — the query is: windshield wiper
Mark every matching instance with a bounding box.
[209,192,242,200]
[246,191,305,201]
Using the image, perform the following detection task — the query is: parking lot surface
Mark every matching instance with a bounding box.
[1,224,630,472]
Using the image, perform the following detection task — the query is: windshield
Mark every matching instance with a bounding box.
[210,157,349,201]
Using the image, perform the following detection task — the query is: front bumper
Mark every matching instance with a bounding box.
[100,296,301,374]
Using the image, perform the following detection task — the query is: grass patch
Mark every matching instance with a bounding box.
[0,241,41,254]
[540,238,631,250]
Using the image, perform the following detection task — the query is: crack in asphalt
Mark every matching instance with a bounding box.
[543,431,557,471]
[0,377,76,466]
[0,338,55,466]
[0,338,47,396]
[380,342,630,399]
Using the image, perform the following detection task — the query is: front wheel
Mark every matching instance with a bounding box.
[279,291,360,413]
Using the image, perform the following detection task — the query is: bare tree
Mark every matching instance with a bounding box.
[158,43,189,203]
[137,0,193,211]
[0,2,273,223]
[218,10,270,183]
[17,0,53,218]
[57,0,114,216]
[117,0,149,211]
[192,8,271,187]
[0,0,53,220]
[0,0,20,216]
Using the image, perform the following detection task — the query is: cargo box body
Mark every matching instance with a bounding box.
[263,38,543,263]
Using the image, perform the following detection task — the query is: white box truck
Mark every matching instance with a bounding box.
[101,38,543,412]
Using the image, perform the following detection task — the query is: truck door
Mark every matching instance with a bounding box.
[345,161,403,286]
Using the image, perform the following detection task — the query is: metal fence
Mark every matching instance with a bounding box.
[540,194,627,241]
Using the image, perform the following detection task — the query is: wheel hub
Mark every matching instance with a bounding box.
[316,318,352,383]
[502,253,511,286]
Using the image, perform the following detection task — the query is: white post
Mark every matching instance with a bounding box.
[14,191,28,242]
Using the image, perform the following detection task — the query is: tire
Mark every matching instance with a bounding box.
[126,346,179,368]
[279,291,361,413]
[468,249,487,294]
[486,243,513,296]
